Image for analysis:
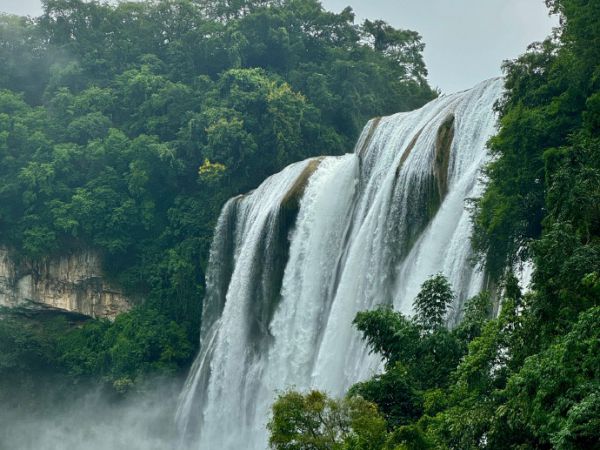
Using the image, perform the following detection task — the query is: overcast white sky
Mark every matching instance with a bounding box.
[1,0,558,93]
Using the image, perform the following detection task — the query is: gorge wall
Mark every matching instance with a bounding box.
[0,248,131,319]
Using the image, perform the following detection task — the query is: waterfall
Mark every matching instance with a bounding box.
[177,78,504,449]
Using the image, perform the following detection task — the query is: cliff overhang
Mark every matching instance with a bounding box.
[0,248,131,320]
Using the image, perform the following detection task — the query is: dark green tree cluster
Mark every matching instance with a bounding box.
[472,0,600,278]
[0,0,434,385]
[270,1,600,448]
[0,308,192,395]
[58,308,193,390]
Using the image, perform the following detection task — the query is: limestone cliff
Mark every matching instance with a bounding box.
[0,248,131,319]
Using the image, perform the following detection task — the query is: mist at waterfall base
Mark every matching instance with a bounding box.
[177,78,504,450]
[0,377,185,450]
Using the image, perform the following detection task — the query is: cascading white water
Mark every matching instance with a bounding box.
[177,78,504,450]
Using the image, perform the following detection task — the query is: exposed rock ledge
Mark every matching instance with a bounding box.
[0,248,131,320]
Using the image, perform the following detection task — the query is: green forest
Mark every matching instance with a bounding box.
[0,0,434,394]
[1,0,599,449]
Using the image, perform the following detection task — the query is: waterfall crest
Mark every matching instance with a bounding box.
[177,78,504,449]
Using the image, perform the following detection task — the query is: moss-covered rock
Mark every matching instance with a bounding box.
[434,113,455,203]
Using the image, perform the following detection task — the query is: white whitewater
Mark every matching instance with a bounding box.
[177,79,504,450]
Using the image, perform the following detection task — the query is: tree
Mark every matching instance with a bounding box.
[361,19,427,82]
[268,390,387,450]
[495,307,600,449]
[353,307,420,369]
[348,363,423,429]
[413,274,455,331]
[454,291,494,343]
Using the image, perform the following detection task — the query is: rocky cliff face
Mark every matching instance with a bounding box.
[0,248,131,319]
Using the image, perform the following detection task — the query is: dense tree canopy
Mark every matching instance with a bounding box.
[0,0,435,376]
